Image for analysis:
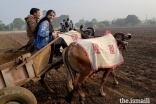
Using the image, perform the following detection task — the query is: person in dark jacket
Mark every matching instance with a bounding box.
[60,22,65,32]
[64,18,69,32]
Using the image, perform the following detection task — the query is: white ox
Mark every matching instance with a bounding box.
[58,25,95,45]
[59,30,82,45]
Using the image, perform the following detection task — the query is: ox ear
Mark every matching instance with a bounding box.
[80,25,83,29]
[124,33,131,40]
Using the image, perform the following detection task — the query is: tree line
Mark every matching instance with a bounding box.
[75,15,156,28]
[1,11,156,31]
[0,10,69,31]
[0,18,24,31]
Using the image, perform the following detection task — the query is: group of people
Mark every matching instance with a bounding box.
[60,18,75,32]
[25,8,68,56]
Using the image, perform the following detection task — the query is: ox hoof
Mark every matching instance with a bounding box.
[68,89,73,92]
[114,81,119,85]
[79,97,85,104]
[80,96,85,101]
[100,92,106,97]
[67,87,74,92]
[80,100,85,104]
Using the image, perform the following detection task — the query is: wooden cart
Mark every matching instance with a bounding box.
[0,38,63,104]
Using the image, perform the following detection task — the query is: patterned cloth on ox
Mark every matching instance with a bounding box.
[75,33,124,71]
[58,30,82,45]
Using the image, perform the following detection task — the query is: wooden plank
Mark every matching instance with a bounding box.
[33,45,51,75]
[25,59,35,78]
[1,67,14,87]
[2,66,28,87]
[0,71,6,89]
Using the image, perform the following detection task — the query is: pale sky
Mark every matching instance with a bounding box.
[0,0,156,25]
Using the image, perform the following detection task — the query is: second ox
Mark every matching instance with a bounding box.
[62,31,131,104]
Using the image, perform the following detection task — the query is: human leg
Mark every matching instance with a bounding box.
[54,37,68,56]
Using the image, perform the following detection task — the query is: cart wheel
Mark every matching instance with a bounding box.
[0,86,37,104]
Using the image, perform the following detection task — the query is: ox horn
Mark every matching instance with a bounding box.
[80,25,85,32]
[124,33,131,40]
[80,25,95,38]
[87,27,95,37]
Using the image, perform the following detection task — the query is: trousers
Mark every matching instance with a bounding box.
[54,37,68,56]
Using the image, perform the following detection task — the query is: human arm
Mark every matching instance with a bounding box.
[37,20,51,37]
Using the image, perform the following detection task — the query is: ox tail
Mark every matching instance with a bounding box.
[62,46,76,103]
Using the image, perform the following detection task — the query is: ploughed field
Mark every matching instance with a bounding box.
[0,32,28,52]
[0,27,156,104]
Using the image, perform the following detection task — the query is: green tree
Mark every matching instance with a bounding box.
[13,18,24,30]
[52,15,69,29]
[125,15,141,26]
[42,10,47,17]
[85,21,92,27]
[91,18,98,23]
[75,19,85,28]
[8,23,14,30]
[0,23,5,31]
[91,18,99,28]
[59,15,69,21]
[114,18,125,27]
[0,20,5,31]
[79,19,85,24]
[5,25,10,31]
[99,22,105,28]
[103,20,110,26]
[146,19,156,25]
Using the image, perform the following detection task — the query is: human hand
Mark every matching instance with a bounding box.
[52,32,58,39]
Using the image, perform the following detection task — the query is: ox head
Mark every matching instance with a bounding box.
[114,32,132,52]
[116,40,127,52]
[114,32,131,41]
[80,25,95,39]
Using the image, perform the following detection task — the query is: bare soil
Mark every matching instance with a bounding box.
[0,32,28,52]
[0,27,156,104]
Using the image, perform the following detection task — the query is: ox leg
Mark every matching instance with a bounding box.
[67,70,76,92]
[76,72,91,104]
[99,69,112,97]
[65,68,77,103]
[111,68,118,85]
[39,73,54,93]
[88,72,95,79]
[89,70,100,79]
